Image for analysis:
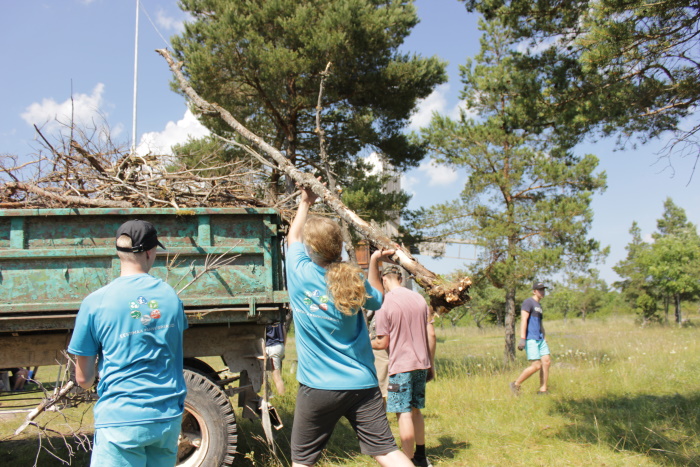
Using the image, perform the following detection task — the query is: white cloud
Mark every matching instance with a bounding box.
[111,122,125,139]
[364,152,382,175]
[515,34,564,55]
[21,83,107,134]
[409,84,473,131]
[453,99,478,121]
[156,8,185,33]
[401,173,419,196]
[135,109,210,156]
[418,160,458,186]
[409,84,449,131]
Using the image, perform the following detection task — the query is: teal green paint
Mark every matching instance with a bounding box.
[10,217,24,249]
[0,208,288,332]
[0,207,280,217]
[198,215,212,246]
[1,245,266,259]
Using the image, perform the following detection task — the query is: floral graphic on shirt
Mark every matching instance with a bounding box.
[126,296,163,326]
[301,290,332,313]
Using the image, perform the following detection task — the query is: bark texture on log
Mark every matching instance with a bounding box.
[157,49,471,314]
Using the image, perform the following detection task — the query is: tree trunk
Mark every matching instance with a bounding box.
[158,49,471,314]
[664,294,670,324]
[675,293,682,324]
[503,286,517,364]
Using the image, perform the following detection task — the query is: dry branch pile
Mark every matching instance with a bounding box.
[0,124,287,213]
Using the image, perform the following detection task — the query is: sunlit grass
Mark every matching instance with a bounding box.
[2,314,699,466]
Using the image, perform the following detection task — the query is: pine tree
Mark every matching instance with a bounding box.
[614,222,660,324]
[170,0,447,209]
[463,0,700,163]
[649,199,700,323]
[420,18,606,363]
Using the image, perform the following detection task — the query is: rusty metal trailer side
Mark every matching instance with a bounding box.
[0,207,289,465]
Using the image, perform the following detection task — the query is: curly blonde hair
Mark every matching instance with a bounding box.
[303,216,369,316]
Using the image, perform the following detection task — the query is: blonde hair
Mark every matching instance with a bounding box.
[303,216,369,316]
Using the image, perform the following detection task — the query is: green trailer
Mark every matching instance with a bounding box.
[0,207,288,466]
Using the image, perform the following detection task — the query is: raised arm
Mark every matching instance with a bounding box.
[287,185,319,245]
[368,248,396,294]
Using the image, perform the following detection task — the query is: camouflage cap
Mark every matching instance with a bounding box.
[381,265,403,277]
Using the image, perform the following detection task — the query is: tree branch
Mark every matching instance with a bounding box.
[158,48,471,313]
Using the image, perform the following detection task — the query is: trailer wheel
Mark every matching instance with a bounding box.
[183,358,221,382]
[177,369,237,467]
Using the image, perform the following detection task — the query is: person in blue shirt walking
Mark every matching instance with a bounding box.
[286,183,413,467]
[68,220,188,466]
[510,281,551,396]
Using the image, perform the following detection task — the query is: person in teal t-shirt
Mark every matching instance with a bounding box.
[68,220,188,466]
[286,182,413,467]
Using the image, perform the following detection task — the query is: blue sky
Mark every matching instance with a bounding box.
[1,0,698,286]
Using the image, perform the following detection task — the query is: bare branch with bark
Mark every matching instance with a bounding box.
[157,48,471,313]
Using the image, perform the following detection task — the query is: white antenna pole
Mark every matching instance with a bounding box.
[131,0,140,154]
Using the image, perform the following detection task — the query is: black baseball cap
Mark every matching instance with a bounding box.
[381,265,403,277]
[533,281,548,290]
[116,220,165,253]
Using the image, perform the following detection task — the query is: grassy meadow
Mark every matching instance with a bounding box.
[1,314,699,466]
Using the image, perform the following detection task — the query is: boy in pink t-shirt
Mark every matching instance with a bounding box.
[372,266,436,467]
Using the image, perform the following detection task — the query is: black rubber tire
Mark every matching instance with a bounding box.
[177,369,237,467]
[183,358,221,381]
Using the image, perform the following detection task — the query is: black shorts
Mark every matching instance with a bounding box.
[291,384,398,465]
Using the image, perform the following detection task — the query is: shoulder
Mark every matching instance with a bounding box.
[288,242,307,259]
[152,275,179,296]
[287,242,312,269]
[407,287,425,300]
[402,287,428,306]
[81,282,113,307]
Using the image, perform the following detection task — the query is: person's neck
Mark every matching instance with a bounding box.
[385,281,402,292]
[532,294,541,303]
[120,263,149,277]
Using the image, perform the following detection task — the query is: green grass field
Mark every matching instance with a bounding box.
[2,314,699,466]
